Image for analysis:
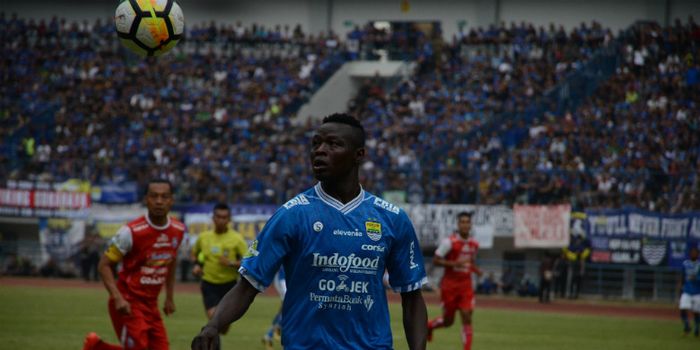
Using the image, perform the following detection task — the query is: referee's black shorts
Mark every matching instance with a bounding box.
[200,279,237,310]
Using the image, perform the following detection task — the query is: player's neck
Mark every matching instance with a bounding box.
[320,179,361,204]
[148,213,168,227]
[214,227,228,234]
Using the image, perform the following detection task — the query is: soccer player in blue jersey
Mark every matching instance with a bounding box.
[679,246,700,337]
[191,113,428,350]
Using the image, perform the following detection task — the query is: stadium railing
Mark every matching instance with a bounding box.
[470,259,682,302]
[2,240,682,302]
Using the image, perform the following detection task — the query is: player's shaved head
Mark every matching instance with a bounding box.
[322,113,365,149]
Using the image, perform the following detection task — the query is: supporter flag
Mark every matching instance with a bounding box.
[514,204,571,248]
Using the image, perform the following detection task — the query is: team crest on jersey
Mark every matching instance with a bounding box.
[153,233,172,248]
[365,221,382,241]
[171,237,178,248]
[313,221,324,232]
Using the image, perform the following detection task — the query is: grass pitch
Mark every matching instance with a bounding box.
[0,284,695,350]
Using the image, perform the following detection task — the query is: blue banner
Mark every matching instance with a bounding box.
[585,209,700,267]
[91,182,139,204]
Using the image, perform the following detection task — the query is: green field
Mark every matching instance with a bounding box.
[0,285,696,350]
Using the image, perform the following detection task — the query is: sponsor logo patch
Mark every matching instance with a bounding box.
[283,194,310,209]
[244,239,259,258]
[312,253,379,274]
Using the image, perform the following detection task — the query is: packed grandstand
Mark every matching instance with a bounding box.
[1,13,698,213]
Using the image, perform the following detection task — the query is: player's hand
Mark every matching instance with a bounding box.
[164,297,176,316]
[114,296,131,315]
[191,325,220,350]
[192,264,202,276]
[454,257,470,267]
[219,256,240,268]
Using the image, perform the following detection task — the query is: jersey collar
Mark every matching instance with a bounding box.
[453,232,471,242]
[314,182,365,215]
[146,215,171,230]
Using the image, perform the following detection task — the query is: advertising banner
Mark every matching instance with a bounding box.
[513,204,571,248]
[402,204,513,250]
[0,188,90,218]
[38,218,86,263]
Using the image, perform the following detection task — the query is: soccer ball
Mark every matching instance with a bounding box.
[115,0,184,57]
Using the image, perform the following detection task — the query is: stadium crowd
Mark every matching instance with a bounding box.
[0,13,344,203]
[1,12,699,213]
[476,19,700,212]
[348,21,615,203]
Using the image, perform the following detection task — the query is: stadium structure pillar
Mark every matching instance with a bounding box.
[294,60,415,124]
[475,0,499,28]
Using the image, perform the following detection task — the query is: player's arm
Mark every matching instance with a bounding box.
[471,248,483,276]
[677,268,685,295]
[401,289,428,350]
[191,278,259,350]
[386,211,428,350]
[99,226,132,315]
[191,235,203,276]
[190,235,201,262]
[163,256,177,315]
[432,238,466,268]
[98,251,121,298]
[471,264,483,277]
[433,255,468,268]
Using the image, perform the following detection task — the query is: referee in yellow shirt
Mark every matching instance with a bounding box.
[191,203,248,335]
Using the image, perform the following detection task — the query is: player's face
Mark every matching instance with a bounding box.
[212,209,231,232]
[145,183,173,218]
[691,248,699,261]
[310,123,364,182]
[457,215,471,238]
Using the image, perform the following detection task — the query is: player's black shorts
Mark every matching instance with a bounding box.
[200,279,237,309]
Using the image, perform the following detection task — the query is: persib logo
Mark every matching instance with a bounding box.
[365,221,382,241]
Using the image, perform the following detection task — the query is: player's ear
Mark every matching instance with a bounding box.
[355,147,366,164]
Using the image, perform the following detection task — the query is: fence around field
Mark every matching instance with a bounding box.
[1,240,683,302]
[465,259,683,302]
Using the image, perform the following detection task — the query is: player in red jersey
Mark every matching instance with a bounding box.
[427,211,482,350]
[83,179,186,350]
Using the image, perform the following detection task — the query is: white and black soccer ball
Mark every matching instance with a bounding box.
[114,0,184,57]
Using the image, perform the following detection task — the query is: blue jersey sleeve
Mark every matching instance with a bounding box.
[386,210,427,293]
[239,208,295,292]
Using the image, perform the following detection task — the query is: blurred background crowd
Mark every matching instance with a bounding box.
[2,13,699,212]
